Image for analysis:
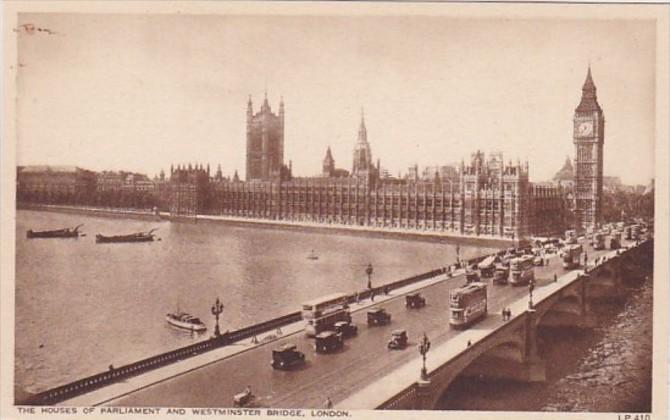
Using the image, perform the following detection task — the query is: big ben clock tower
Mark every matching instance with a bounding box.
[573,66,605,230]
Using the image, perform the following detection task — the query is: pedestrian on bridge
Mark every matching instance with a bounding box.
[502,308,506,321]
[467,340,472,347]
[325,397,333,409]
[553,273,558,282]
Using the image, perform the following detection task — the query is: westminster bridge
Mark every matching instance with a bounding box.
[25,237,653,409]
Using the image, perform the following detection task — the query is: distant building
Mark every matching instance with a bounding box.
[602,176,622,193]
[553,156,575,189]
[17,165,96,203]
[322,147,349,178]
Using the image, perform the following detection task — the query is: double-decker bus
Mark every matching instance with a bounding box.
[565,230,578,245]
[592,232,606,250]
[509,255,535,286]
[449,282,487,328]
[562,244,583,269]
[302,293,351,337]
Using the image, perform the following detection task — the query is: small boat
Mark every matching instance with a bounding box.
[95,228,157,244]
[166,311,207,332]
[307,250,319,260]
[26,224,83,239]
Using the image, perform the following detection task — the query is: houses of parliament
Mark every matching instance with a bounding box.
[17,69,604,241]
[159,69,604,240]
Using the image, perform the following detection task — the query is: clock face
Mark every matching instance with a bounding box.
[578,121,593,136]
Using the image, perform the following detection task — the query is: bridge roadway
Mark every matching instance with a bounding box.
[104,237,613,409]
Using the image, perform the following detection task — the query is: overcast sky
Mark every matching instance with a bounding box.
[16,13,656,185]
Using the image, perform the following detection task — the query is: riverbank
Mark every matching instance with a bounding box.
[18,203,517,247]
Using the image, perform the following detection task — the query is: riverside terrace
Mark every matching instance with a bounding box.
[37,237,652,409]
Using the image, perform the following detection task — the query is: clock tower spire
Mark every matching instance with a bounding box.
[573,66,605,231]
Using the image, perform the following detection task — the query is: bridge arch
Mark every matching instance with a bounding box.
[423,317,531,409]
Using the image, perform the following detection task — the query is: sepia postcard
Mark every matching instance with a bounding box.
[1,1,669,420]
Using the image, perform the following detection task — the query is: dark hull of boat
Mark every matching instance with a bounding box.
[27,230,78,239]
[95,234,154,244]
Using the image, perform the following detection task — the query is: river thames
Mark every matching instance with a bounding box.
[15,210,496,395]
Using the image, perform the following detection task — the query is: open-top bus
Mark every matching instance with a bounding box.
[302,292,351,337]
[565,229,578,245]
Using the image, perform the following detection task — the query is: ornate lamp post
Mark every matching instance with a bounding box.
[528,280,535,309]
[211,297,224,337]
[418,333,431,380]
[365,263,374,290]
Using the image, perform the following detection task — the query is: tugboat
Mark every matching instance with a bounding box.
[166,310,207,332]
[95,228,157,244]
[26,224,83,239]
[307,249,319,260]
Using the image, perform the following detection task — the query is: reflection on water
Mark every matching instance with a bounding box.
[438,276,653,412]
[15,210,496,393]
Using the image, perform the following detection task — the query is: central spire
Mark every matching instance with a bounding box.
[358,108,367,144]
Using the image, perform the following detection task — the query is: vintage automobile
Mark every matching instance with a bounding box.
[333,320,358,338]
[314,330,344,353]
[405,292,426,309]
[367,307,391,326]
[233,388,254,407]
[465,269,480,284]
[270,343,306,370]
[533,255,544,266]
[387,329,408,350]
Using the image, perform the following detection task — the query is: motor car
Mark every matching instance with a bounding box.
[405,292,426,309]
[271,343,306,370]
[333,320,358,338]
[367,307,391,326]
[465,269,480,284]
[387,329,408,350]
[314,331,344,353]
